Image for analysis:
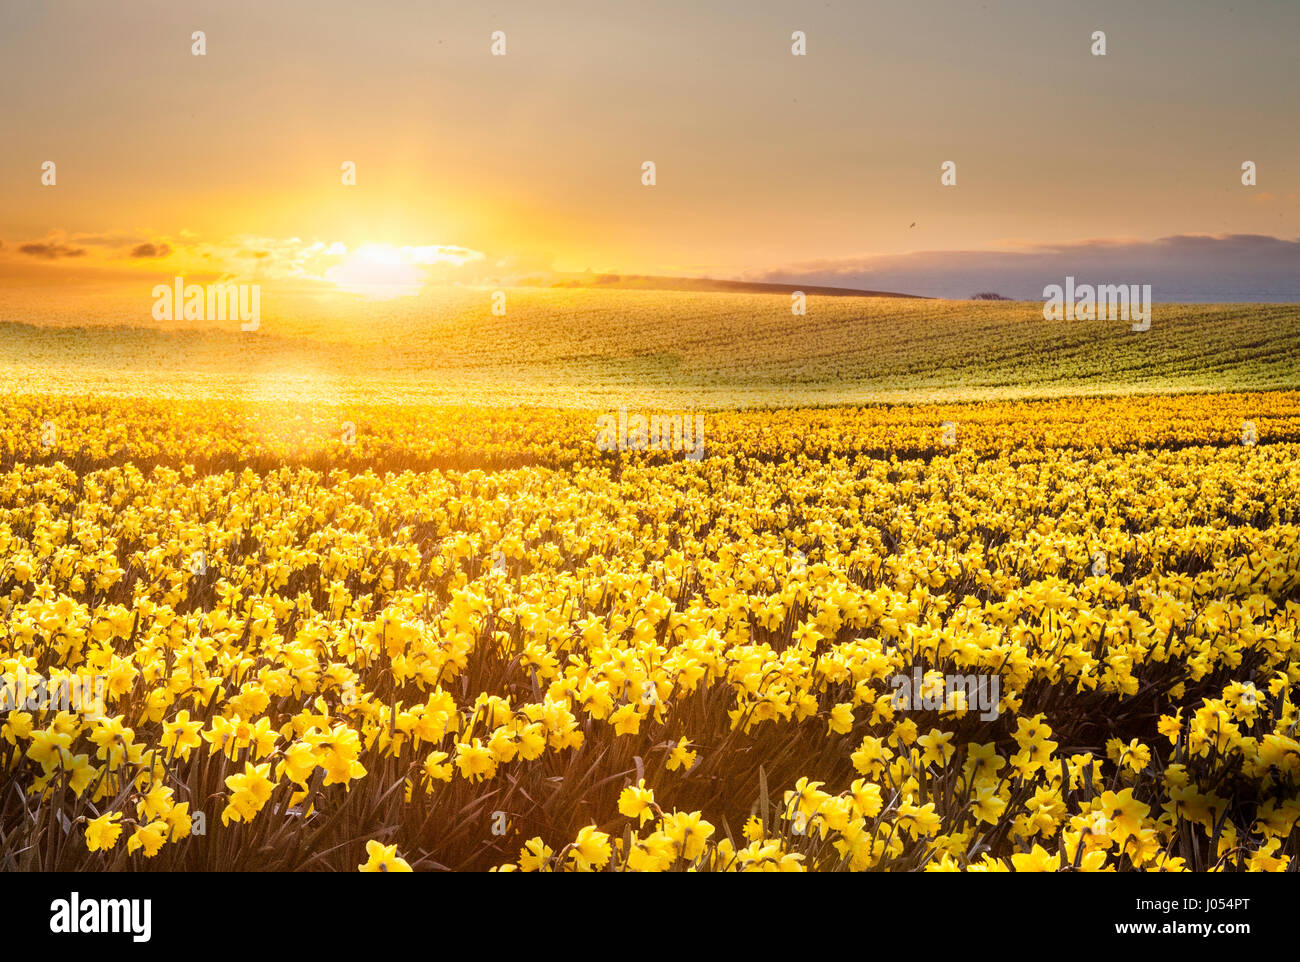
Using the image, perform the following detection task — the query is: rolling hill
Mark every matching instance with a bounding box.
[1,286,1296,407]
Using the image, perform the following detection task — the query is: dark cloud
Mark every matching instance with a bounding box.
[129,242,172,258]
[18,242,87,259]
[744,234,1300,302]
[73,232,147,248]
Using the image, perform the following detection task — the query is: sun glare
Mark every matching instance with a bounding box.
[321,243,486,298]
[324,244,426,298]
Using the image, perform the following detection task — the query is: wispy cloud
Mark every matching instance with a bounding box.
[0,229,500,293]
[129,242,172,259]
[18,241,86,259]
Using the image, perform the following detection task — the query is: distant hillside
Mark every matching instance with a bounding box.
[1,288,1297,408]
[543,272,929,299]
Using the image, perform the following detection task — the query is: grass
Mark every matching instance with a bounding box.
[1,287,1296,407]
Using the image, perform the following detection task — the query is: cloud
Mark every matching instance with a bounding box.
[18,241,87,259]
[129,242,172,258]
[172,235,354,283]
[743,234,1300,302]
[72,232,149,248]
[320,243,488,297]
[405,245,483,267]
[0,229,513,291]
[3,230,179,263]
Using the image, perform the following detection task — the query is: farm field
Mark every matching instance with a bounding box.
[2,288,1298,407]
[3,321,1300,870]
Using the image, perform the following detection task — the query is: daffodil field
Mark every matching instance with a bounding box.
[3,384,1299,873]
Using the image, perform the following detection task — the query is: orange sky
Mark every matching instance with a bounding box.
[2,0,1298,295]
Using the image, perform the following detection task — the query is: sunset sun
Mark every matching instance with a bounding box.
[320,243,488,298]
[324,244,426,298]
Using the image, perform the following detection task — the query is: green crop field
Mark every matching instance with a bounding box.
[3,288,1296,406]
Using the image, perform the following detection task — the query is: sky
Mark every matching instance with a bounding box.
[2,0,1299,300]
